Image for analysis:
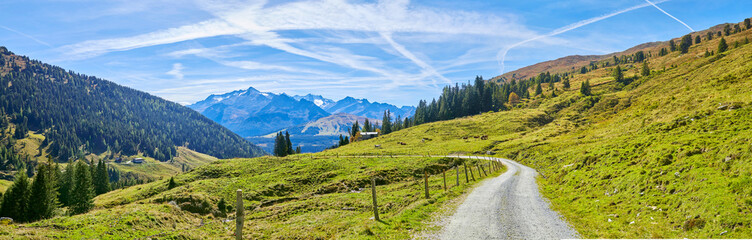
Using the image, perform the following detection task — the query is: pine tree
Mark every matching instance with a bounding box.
[58,162,74,206]
[694,35,701,44]
[612,66,624,82]
[273,132,287,157]
[669,39,676,52]
[724,24,731,36]
[28,164,57,221]
[93,159,109,195]
[0,172,30,222]
[562,78,570,89]
[580,80,591,96]
[706,32,713,41]
[381,110,392,134]
[718,37,728,53]
[641,61,650,77]
[350,121,360,137]
[534,83,543,96]
[70,161,94,215]
[295,146,301,154]
[285,131,293,155]
[679,34,692,54]
[745,18,751,30]
[167,177,177,189]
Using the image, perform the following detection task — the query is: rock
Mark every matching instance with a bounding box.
[0,217,12,225]
[717,104,729,110]
[674,172,680,177]
[630,221,635,225]
[720,231,728,235]
[608,218,612,222]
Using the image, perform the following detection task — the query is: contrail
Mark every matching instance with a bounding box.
[0,25,52,47]
[496,0,671,76]
[644,0,694,32]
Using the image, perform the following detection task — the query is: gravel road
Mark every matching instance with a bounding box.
[437,156,579,240]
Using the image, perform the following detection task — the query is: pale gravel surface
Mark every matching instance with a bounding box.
[436,156,580,240]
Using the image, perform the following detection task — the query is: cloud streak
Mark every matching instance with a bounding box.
[0,25,52,47]
[644,0,694,32]
[496,0,671,75]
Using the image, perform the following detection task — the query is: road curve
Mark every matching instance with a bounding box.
[437,156,579,240]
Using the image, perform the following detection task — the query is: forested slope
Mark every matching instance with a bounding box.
[0,47,265,162]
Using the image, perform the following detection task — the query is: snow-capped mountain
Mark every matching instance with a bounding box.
[324,97,415,120]
[188,87,330,137]
[189,86,415,152]
[292,94,335,109]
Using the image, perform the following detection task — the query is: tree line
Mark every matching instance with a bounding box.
[0,158,110,222]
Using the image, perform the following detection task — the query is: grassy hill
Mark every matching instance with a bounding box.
[1,18,751,239]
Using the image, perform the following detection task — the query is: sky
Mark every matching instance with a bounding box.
[1,0,750,106]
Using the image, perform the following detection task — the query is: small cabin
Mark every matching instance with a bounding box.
[359,132,379,140]
[132,158,145,164]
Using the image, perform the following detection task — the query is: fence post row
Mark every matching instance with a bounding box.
[236,189,244,240]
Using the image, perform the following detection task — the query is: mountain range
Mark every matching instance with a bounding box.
[188,88,415,145]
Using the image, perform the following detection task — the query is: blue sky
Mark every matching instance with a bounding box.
[1,0,750,106]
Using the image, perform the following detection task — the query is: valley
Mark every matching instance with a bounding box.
[0,3,750,239]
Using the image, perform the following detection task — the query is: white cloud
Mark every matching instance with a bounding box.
[166,63,184,79]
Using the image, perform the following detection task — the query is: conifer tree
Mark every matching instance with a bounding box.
[534,83,542,96]
[669,39,676,51]
[363,119,372,132]
[694,35,701,44]
[350,121,360,137]
[28,163,57,221]
[381,110,392,134]
[93,159,109,195]
[70,161,94,215]
[295,146,301,154]
[724,24,731,36]
[273,132,287,157]
[718,37,728,53]
[58,162,74,206]
[706,32,713,40]
[0,172,30,222]
[562,78,570,90]
[612,66,624,83]
[745,18,751,30]
[580,80,592,96]
[679,34,692,53]
[641,61,650,77]
[285,131,293,155]
[167,177,177,189]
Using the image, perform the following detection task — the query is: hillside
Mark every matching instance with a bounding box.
[0,47,264,171]
[2,17,751,239]
[330,18,752,238]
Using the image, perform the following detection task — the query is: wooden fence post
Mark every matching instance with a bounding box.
[455,166,459,187]
[469,164,476,182]
[442,170,447,191]
[463,163,469,183]
[424,171,430,199]
[371,177,379,221]
[236,189,243,240]
[480,164,486,176]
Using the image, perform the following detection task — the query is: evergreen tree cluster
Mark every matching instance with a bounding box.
[273,131,296,157]
[0,158,110,222]
[0,47,265,162]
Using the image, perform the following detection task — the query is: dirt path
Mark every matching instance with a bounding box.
[436,156,579,240]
